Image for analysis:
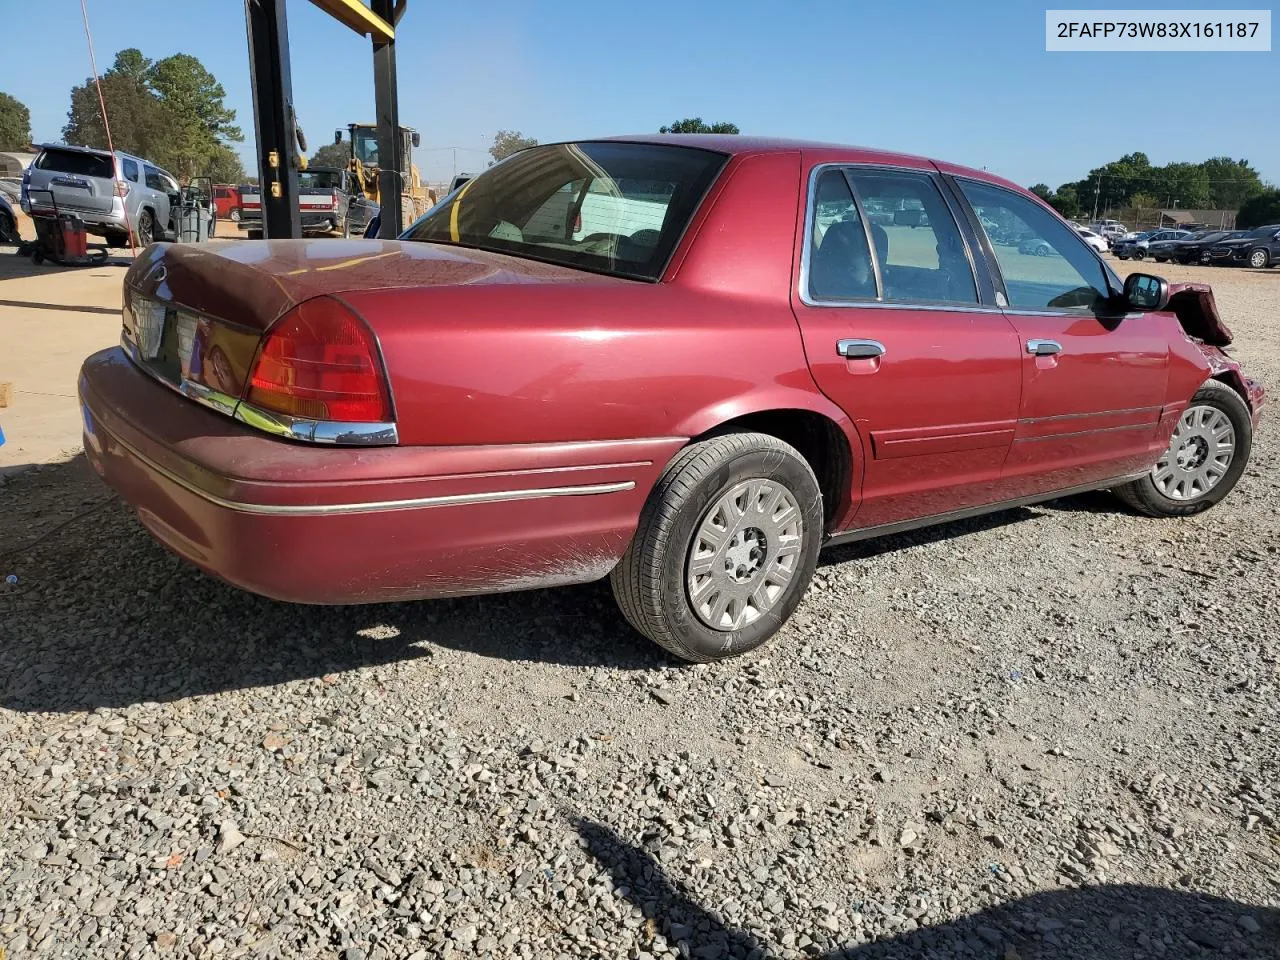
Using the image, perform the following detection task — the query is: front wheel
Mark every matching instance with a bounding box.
[1248,248,1270,269]
[610,433,823,662]
[1113,381,1252,517]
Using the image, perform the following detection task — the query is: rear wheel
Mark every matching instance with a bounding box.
[1113,381,1251,517]
[229,207,241,223]
[610,433,823,662]
[134,209,155,247]
[1248,247,1270,269]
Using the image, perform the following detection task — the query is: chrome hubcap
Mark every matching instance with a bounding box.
[1152,405,1235,501]
[686,479,804,631]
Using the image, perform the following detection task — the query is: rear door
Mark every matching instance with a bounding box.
[792,163,1023,530]
[952,178,1170,494]
[30,147,117,216]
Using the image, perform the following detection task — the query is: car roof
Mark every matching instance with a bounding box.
[593,134,1030,195]
[36,142,150,164]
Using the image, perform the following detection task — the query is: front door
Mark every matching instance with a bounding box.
[793,165,1023,529]
[955,179,1170,494]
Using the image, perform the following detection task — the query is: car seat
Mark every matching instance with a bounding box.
[810,220,876,299]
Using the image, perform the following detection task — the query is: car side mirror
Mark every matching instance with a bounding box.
[1124,273,1170,311]
[334,129,344,144]
[411,132,421,149]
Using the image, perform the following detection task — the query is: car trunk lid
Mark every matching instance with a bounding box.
[120,238,615,410]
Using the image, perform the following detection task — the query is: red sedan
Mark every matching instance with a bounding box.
[79,136,1265,662]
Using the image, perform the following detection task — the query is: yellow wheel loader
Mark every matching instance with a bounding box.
[335,124,437,230]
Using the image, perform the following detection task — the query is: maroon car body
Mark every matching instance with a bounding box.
[78,136,1264,658]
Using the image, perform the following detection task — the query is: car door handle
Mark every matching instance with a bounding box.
[1026,339,1062,356]
[837,339,886,359]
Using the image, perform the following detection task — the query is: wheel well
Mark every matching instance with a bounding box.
[695,410,851,529]
[1211,371,1251,407]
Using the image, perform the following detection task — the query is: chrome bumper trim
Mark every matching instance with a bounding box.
[103,429,636,517]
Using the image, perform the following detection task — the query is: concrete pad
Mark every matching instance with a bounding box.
[0,215,132,474]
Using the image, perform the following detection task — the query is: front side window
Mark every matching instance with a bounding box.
[846,169,978,304]
[960,180,1109,311]
[402,142,727,281]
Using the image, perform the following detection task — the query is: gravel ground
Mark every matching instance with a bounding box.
[1,261,1278,959]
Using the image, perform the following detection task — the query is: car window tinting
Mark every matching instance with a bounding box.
[960,181,1109,312]
[807,170,876,300]
[36,148,114,179]
[847,170,978,305]
[401,142,727,281]
[122,158,140,183]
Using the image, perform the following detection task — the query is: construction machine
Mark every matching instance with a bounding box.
[335,124,437,229]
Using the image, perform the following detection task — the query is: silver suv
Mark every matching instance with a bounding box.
[21,143,179,247]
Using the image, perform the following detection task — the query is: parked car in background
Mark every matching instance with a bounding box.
[0,192,17,243]
[21,143,180,247]
[213,184,242,224]
[239,167,376,237]
[1075,227,1108,253]
[1114,229,1190,260]
[1169,230,1243,265]
[1207,224,1280,269]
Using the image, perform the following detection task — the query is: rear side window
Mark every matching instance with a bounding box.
[846,169,978,304]
[806,170,875,300]
[122,158,140,183]
[960,180,1109,311]
[35,148,114,179]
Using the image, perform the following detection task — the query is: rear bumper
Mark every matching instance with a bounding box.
[79,348,680,604]
[238,211,339,233]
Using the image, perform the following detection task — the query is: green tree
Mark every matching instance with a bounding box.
[1198,156,1265,210]
[62,48,242,180]
[206,145,247,184]
[1048,183,1080,219]
[489,130,537,164]
[659,118,739,134]
[1128,192,1160,209]
[0,92,32,151]
[1028,183,1053,203]
[1236,189,1280,229]
[148,54,242,143]
[309,141,350,170]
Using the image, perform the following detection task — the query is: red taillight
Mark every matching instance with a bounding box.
[247,297,392,423]
[115,180,131,198]
[332,189,341,211]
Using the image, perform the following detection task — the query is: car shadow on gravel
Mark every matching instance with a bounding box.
[0,458,664,713]
[575,818,1280,959]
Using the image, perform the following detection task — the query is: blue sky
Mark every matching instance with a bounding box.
[8,0,1278,189]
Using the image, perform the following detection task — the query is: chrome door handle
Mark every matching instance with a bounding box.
[1026,339,1062,356]
[837,339,886,359]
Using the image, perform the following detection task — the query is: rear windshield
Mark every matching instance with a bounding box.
[401,142,728,281]
[35,148,114,179]
[299,170,342,190]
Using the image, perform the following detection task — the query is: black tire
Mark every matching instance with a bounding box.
[135,209,155,247]
[1247,247,1270,269]
[1131,250,1145,260]
[230,207,241,223]
[1113,380,1252,517]
[0,208,15,244]
[610,433,823,663]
